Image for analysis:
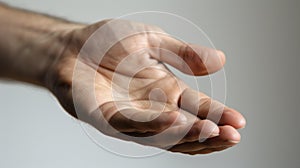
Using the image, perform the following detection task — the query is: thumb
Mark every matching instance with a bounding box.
[152,35,226,76]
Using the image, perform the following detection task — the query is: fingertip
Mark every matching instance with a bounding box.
[231,109,247,129]
[237,115,246,129]
[217,50,226,65]
[195,48,226,75]
[220,108,246,129]
[219,125,241,143]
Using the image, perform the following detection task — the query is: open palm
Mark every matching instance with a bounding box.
[49,19,245,155]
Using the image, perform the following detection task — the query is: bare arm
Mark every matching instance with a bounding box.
[0,3,81,85]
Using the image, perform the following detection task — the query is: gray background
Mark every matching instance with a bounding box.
[0,0,299,167]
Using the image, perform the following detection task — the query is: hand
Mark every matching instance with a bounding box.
[47,19,246,155]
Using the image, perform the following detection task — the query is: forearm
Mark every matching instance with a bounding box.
[0,3,82,86]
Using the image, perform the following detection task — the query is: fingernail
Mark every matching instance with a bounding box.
[228,140,240,144]
[217,50,226,64]
[238,118,247,129]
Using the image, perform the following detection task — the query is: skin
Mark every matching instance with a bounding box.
[0,3,246,155]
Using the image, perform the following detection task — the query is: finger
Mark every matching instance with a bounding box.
[204,125,241,145]
[94,103,219,148]
[100,101,187,133]
[179,119,219,143]
[115,111,220,148]
[155,117,220,148]
[169,125,240,153]
[109,109,187,133]
[152,35,225,76]
[179,88,246,129]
